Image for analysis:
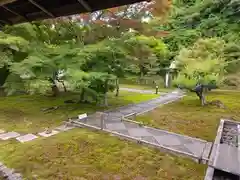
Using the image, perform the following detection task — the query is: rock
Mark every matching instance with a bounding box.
[45,128,52,134]
[207,100,226,109]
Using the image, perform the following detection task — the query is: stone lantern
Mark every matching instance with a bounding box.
[165,61,177,88]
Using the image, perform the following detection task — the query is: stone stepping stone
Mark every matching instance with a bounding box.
[0,132,20,140]
[38,130,59,137]
[16,134,38,143]
[0,129,5,134]
[55,125,75,131]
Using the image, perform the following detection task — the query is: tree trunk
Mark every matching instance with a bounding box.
[0,67,9,87]
[49,78,59,97]
[58,80,67,92]
[62,82,67,92]
[115,78,119,97]
[196,91,206,106]
[201,93,206,106]
[80,88,85,102]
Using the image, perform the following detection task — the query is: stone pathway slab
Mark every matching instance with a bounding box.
[38,130,59,137]
[154,135,182,146]
[16,134,38,143]
[184,142,206,156]
[55,125,75,131]
[0,132,20,140]
[106,123,126,131]
[127,128,152,137]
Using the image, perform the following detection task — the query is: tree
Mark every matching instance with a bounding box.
[0,0,172,99]
[0,31,29,88]
[63,70,116,105]
[122,33,168,79]
[153,0,240,56]
[173,38,226,105]
[70,0,171,41]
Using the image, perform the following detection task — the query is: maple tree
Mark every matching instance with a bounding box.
[72,0,172,38]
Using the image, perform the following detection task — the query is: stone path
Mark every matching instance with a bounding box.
[72,90,212,161]
[0,125,75,143]
[120,87,163,94]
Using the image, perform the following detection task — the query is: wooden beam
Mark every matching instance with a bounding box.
[2,5,28,20]
[27,0,54,18]
[0,19,8,24]
[77,0,91,11]
[0,0,16,6]
[0,19,12,25]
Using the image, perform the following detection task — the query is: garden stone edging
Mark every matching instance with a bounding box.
[0,162,22,180]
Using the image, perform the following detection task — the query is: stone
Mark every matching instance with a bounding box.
[0,132,20,140]
[0,129,5,134]
[55,125,75,131]
[114,129,130,136]
[154,135,182,146]
[106,123,126,131]
[38,130,59,137]
[3,168,14,176]
[16,134,38,143]
[184,142,206,156]
[78,113,87,120]
[141,136,158,144]
[45,128,52,134]
[127,128,152,137]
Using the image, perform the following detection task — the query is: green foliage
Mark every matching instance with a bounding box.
[223,73,240,89]
[173,38,226,88]
[1,0,239,96]
[122,34,169,76]
[157,0,240,54]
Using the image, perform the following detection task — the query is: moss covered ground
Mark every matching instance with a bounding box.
[0,129,205,180]
[0,90,207,179]
[0,91,157,133]
[136,91,240,141]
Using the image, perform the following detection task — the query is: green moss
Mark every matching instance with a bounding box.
[136,91,240,141]
[0,129,206,180]
[0,89,208,179]
[0,91,157,133]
